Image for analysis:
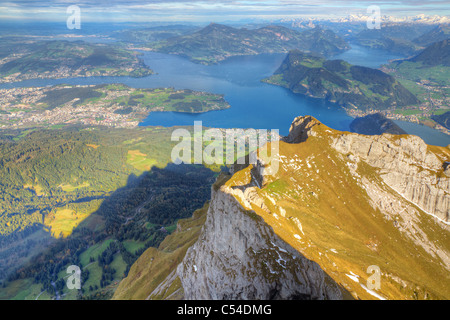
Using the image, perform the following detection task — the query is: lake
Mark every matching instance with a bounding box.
[1,44,449,146]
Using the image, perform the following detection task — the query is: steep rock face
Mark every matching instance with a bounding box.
[175,116,449,300]
[284,115,449,224]
[330,129,449,223]
[283,115,320,144]
[122,115,449,300]
[177,184,345,300]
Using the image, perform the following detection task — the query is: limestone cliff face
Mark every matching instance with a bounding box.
[177,184,345,300]
[330,127,449,224]
[121,116,449,300]
[285,115,449,224]
[173,116,449,300]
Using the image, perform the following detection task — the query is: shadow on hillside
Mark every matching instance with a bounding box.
[3,163,218,296]
[5,163,356,300]
[91,163,218,238]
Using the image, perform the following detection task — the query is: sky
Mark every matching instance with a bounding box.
[0,0,449,23]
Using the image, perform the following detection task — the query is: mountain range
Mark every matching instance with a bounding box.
[413,25,450,47]
[334,14,450,24]
[351,23,449,57]
[383,38,450,113]
[150,23,350,65]
[0,40,152,82]
[409,38,450,67]
[280,15,450,24]
[352,24,430,56]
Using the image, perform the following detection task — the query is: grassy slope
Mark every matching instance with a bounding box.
[388,61,450,87]
[112,202,209,300]
[0,120,232,299]
[383,40,450,113]
[112,122,449,300]
[225,123,450,300]
[0,126,180,238]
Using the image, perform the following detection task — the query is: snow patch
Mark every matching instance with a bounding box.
[360,284,387,300]
[346,273,359,283]
[270,241,288,254]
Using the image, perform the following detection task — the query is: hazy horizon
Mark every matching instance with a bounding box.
[0,0,449,23]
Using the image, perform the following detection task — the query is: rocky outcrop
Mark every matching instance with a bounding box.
[286,115,449,224]
[283,115,321,144]
[177,184,345,300]
[124,115,449,300]
[175,116,449,300]
[330,130,449,223]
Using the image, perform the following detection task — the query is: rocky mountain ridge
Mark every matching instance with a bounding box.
[151,23,350,65]
[115,116,450,300]
[177,182,347,299]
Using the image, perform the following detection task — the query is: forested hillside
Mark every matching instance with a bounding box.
[263,50,419,111]
[150,23,349,64]
[0,40,153,82]
[0,126,220,299]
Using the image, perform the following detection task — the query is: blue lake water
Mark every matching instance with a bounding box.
[331,43,404,69]
[1,45,449,146]
[137,52,357,136]
[394,120,450,146]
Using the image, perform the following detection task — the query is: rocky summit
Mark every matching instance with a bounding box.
[115,116,450,300]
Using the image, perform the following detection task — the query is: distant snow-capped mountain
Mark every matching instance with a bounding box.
[280,14,450,25]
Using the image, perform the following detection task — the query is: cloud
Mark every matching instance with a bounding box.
[0,0,448,22]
